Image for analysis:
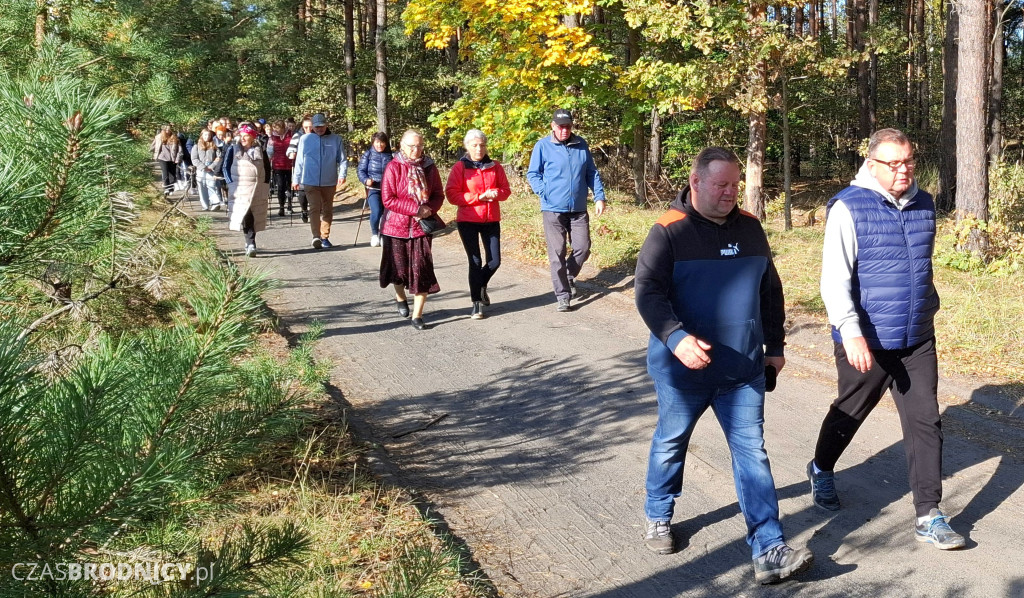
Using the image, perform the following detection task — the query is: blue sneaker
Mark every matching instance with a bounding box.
[807,461,840,511]
[915,509,965,550]
[321,238,333,249]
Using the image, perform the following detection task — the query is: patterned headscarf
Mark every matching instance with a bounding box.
[396,149,429,204]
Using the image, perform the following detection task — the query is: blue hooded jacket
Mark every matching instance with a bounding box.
[526,133,605,212]
[292,129,347,187]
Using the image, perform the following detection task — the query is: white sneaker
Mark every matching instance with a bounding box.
[370,234,380,247]
[244,245,256,258]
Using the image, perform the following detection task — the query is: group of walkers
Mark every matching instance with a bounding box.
[150,107,607,328]
[153,111,958,586]
[635,127,962,585]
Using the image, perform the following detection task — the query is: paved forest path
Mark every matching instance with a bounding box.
[197,189,1024,598]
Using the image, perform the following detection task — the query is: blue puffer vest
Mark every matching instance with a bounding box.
[827,186,939,350]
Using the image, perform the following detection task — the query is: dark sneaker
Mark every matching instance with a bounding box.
[644,519,674,555]
[311,237,322,249]
[396,300,410,319]
[915,509,965,550]
[411,317,427,330]
[301,211,309,223]
[807,461,840,511]
[557,298,571,312]
[278,208,286,217]
[321,238,333,249]
[471,301,485,320]
[753,544,814,584]
[480,286,490,306]
[568,277,578,298]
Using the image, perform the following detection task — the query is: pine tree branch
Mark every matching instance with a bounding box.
[15,277,121,343]
[8,113,84,262]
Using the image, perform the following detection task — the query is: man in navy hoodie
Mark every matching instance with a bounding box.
[808,128,964,550]
[527,108,606,312]
[634,147,812,584]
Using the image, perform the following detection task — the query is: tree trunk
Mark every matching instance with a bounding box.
[855,0,871,140]
[628,26,646,204]
[648,108,662,181]
[832,0,839,40]
[344,0,356,135]
[375,0,388,133]
[367,0,376,50]
[810,1,819,38]
[938,0,958,210]
[297,0,306,36]
[956,0,990,256]
[35,0,47,48]
[988,1,1004,164]
[868,0,878,132]
[915,0,927,131]
[782,70,793,231]
[795,3,804,35]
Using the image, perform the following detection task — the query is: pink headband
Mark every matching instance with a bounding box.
[237,124,257,137]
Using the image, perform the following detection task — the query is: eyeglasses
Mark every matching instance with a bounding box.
[870,157,916,172]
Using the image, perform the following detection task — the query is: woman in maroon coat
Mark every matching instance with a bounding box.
[379,130,445,330]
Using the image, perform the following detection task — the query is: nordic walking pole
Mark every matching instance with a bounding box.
[352,188,369,246]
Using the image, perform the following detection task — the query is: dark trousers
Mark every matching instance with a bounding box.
[296,188,308,213]
[367,187,384,236]
[158,160,177,193]
[242,209,256,247]
[457,221,501,302]
[814,337,942,517]
[541,210,591,301]
[273,169,292,209]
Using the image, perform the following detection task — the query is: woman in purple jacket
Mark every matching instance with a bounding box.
[378,130,445,330]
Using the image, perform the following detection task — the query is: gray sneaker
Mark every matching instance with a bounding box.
[644,519,673,555]
[753,544,814,584]
[556,298,571,312]
[807,461,840,511]
[915,509,965,550]
[568,276,579,298]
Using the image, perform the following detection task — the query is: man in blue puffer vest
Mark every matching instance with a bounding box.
[808,128,964,550]
[527,108,606,312]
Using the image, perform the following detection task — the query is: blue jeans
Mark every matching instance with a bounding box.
[644,376,784,558]
[367,187,383,236]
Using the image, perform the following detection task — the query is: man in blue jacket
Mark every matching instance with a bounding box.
[809,128,964,550]
[527,109,606,312]
[634,147,812,584]
[292,113,347,249]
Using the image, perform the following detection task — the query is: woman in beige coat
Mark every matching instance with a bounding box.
[222,124,271,257]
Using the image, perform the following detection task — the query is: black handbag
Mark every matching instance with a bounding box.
[418,214,445,235]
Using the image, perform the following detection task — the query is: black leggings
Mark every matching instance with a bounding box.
[242,209,256,247]
[273,169,292,209]
[457,221,501,302]
[158,160,177,193]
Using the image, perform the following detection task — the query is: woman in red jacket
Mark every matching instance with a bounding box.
[379,130,446,330]
[445,129,511,319]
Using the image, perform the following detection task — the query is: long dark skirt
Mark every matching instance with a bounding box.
[379,235,440,294]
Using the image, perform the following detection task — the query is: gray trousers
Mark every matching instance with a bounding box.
[542,210,591,301]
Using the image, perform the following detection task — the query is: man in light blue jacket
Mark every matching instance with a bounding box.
[292,113,348,249]
[527,108,606,312]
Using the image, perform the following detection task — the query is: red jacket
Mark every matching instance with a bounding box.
[269,132,294,170]
[380,156,445,239]
[444,157,511,223]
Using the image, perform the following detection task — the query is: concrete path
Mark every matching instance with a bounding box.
[195,190,1024,598]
